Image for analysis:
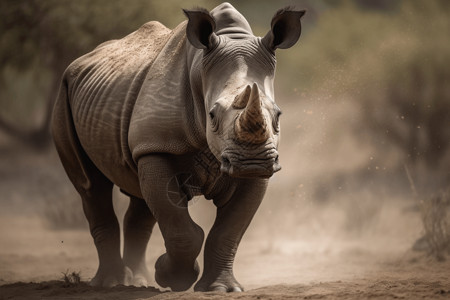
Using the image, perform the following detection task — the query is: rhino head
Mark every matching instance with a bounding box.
[184,3,305,178]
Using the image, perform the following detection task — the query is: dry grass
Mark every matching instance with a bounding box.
[405,165,450,261]
[420,190,450,261]
[61,270,82,287]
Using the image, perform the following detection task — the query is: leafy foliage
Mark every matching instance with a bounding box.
[0,0,218,75]
[281,1,450,171]
[0,0,217,145]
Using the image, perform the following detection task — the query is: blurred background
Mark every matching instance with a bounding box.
[0,0,449,285]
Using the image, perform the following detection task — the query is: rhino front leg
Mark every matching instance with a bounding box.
[123,196,156,287]
[138,155,204,291]
[195,179,268,292]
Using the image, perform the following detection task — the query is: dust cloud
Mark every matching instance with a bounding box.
[1,91,448,299]
[1,1,450,299]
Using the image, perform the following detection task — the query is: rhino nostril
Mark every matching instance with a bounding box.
[222,156,231,167]
[275,155,279,163]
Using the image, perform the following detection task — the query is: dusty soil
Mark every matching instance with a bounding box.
[1,213,449,299]
[1,138,449,299]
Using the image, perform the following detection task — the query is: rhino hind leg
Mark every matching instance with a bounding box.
[57,144,131,287]
[81,181,133,287]
[57,147,131,287]
[52,85,131,287]
[123,196,156,287]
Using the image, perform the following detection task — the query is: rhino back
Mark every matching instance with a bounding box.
[65,21,172,195]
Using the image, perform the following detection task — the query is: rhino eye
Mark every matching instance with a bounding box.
[273,110,282,133]
[209,107,219,132]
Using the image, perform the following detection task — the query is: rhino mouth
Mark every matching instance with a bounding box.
[220,148,281,178]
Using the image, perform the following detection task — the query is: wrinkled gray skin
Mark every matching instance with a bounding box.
[52,2,304,292]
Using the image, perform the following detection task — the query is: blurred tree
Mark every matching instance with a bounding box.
[322,0,399,11]
[361,1,450,169]
[283,1,450,176]
[0,0,216,148]
[353,0,399,11]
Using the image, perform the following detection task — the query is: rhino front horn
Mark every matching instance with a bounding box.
[235,83,269,144]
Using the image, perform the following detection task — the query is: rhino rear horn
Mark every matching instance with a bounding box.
[235,83,269,144]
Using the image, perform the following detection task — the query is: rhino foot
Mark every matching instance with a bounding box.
[154,253,199,291]
[128,266,152,287]
[194,271,243,292]
[90,265,133,287]
[131,274,149,287]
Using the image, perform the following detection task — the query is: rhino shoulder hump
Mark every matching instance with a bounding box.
[138,20,169,33]
[64,20,173,85]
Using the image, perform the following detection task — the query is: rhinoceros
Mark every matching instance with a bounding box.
[52,2,305,292]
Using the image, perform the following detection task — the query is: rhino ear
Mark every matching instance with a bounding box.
[263,8,306,51]
[183,8,219,50]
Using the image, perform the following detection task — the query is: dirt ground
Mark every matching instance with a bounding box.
[1,137,449,300]
[1,213,449,300]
